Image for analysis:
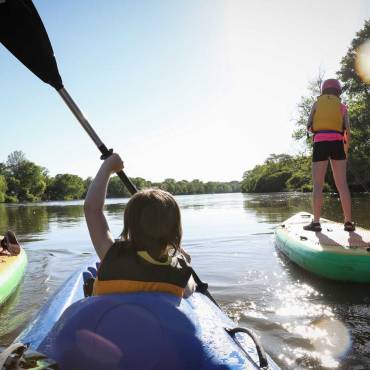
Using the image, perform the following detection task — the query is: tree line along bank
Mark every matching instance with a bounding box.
[0,151,241,203]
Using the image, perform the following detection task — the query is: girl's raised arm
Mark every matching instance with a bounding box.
[84,154,124,260]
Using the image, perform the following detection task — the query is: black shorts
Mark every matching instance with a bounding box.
[312,141,346,162]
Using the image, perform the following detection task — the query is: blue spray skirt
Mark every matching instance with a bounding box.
[17,259,280,370]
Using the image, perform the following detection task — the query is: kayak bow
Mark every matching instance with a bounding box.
[16,259,280,370]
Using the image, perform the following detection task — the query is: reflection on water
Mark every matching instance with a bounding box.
[0,205,49,240]
[244,192,370,228]
[0,193,369,369]
[0,203,86,242]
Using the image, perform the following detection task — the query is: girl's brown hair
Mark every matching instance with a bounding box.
[121,189,182,258]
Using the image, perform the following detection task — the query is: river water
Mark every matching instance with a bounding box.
[0,192,369,369]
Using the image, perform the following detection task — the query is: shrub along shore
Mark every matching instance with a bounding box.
[241,153,368,194]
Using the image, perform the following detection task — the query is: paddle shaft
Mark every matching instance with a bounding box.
[58,88,137,195]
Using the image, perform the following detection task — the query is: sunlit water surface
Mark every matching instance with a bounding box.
[0,193,369,369]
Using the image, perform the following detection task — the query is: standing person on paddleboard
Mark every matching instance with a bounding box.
[84,154,196,298]
[304,78,355,232]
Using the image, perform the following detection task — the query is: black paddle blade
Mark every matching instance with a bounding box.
[0,0,63,90]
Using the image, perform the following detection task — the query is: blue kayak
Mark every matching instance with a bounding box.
[16,259,280,370]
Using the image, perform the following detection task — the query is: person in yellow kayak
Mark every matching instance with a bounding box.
[304,78,355,232]
[84,153,195,298]
[0,231,21,256]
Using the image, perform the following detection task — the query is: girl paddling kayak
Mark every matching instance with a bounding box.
[304,78,355,232]
[84,153,196,298]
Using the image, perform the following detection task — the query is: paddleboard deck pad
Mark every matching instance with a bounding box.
[275,212,370,283]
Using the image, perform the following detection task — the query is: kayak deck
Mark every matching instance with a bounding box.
[275,212,370,282]
[17,258,280,370]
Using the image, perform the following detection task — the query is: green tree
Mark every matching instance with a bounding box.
[6,151,26,171]
[132,177,151,190]
[46,174,86,200]
[292,72,324,145]
[255,171,291,192]
[204,181,216,194]
[107,176,130,198]
[0,175,7,203]
[82,177,93,198]
[229,181,241,192]
[189,179,204,194]
[175,180,190,194]
[0,163,6,176]
[338,19,370,96]
[242,154,314,193]
[161,178,176,194]
[215,183,232,193]
[4,151,47,202]
[337,19,370,192]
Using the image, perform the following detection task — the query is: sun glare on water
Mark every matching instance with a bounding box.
[310,317,351,368]
[273,281,351,368]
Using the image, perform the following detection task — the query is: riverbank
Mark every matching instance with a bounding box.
[242,153,370,194]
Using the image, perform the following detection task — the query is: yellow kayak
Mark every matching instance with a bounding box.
[0,246,27,304]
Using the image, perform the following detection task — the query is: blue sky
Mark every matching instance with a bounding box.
[1,0,369,181]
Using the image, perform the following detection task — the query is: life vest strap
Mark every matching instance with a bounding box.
[93,279,185,297]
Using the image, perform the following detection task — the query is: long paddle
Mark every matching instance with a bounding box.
[0,0,219,306]
[0,0,137,195]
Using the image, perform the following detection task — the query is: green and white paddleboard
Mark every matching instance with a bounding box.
[275,212,370,283]
[0,248,27,305]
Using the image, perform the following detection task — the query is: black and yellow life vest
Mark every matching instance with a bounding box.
[93,241,192,298]
[312,94,343,133]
